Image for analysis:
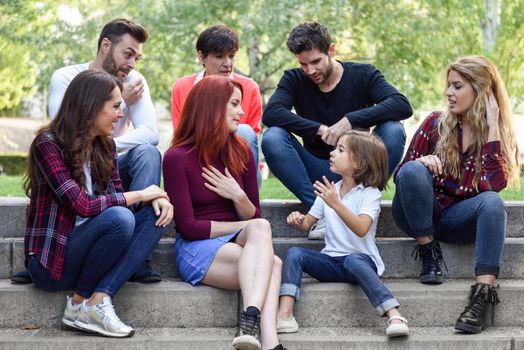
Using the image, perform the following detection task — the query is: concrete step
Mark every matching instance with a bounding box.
[2,197,524,238]
[1,327,524,349]
[0,279,523,329]
[3,237,524,280]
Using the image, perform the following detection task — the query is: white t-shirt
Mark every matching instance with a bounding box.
[48,62,158,155]
[309,182,385,276]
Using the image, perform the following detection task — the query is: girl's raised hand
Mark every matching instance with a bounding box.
[287,211,305,227]
[417,155,442,176]
[202,166,244,201]
[313,176,340,208]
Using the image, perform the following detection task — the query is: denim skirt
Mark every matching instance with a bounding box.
[174,230,241,285]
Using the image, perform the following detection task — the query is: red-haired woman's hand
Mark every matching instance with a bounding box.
[202,166,244,201]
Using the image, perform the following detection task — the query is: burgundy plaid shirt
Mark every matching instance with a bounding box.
[24,131,127,280]
[395,111,507,209]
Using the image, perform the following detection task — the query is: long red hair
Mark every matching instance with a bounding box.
[170,75,250,176]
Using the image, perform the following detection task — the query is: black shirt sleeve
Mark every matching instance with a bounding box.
[262,70,321,138]
[344,65,413,128]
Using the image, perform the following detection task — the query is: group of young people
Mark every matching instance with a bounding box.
[20,17,520,350]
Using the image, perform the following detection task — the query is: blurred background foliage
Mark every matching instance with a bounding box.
[1,0,523,116]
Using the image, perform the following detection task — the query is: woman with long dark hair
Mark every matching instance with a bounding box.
[24,70,172,338]
[163,75,285,350]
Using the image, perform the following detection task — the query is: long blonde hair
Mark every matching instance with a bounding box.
[435,55,520,189]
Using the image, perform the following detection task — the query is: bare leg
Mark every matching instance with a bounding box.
[416,236,433,245]
[233,219,274,309]
[259,256,281,350]
[476,275,496,285]
[277,296,296,320]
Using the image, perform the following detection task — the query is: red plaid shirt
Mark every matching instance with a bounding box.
[24,131,127,280]
[395,111,507,209]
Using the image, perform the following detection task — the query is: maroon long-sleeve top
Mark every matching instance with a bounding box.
[163,144,261,241]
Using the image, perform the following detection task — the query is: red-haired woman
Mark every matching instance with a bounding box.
[163,75,285,350]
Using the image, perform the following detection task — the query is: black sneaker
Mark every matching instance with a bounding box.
[11,269,32,284]
[128,261,161,283]
[232,311,261,350]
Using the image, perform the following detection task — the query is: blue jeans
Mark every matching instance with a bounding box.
[392,160,506,276]
[117,143,161,262]
[118,144,161,192]
[236,124,261,187]
[280,247,400,315]
[261,121,405,208]
[28,206,166,298]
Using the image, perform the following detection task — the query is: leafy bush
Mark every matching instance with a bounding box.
[0,154,27,175]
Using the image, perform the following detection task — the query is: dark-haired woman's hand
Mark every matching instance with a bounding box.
[417,155,442,176]
[151,197,173,227]
[140,185,169,202]
[202,166,244,201]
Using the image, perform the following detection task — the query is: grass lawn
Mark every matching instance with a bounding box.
[1,175,523,200]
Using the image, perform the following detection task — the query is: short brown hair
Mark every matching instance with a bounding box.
[196,25,239,57]
[287,22,331,54]
[97,18,148,52]
[340,130,388,190]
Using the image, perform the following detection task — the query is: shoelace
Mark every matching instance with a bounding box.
[411,242,449,272]
[97,301,122,325]
[238,315,260,337]
[463,284,500,315]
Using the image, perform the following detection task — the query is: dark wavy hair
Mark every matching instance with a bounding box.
[196,25,239,57]
[24,70,122,196]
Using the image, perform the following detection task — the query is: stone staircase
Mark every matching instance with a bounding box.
[1,197,524,349]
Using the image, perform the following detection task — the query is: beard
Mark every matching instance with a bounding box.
[319,59,334,85]
[102,46,129,81]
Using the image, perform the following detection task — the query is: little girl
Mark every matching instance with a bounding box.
[276,130,409,337]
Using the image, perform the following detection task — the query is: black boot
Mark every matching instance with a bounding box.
[411,240,445,284]
[455,283,500,334]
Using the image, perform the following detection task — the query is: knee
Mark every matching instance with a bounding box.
[106,206,135,237]
[236,124,257,143]
[285,246,305,264]
[396,160,431,184]
[131,144,161,165]
[477,192,506,218]
[374,121,406,146]
[245,218,272,244]
[261,127,288,155]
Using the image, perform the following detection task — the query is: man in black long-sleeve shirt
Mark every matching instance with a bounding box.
[261,22,413,234]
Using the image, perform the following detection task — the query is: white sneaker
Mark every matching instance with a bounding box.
[386,316,409,337]
[308,218,326,240]
[276,315,299,334]
[62,296,81,329]
[74,296,134,338]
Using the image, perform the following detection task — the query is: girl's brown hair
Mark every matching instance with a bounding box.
[340,130,388,190]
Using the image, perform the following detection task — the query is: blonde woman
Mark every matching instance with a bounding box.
[392,55,520,334]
